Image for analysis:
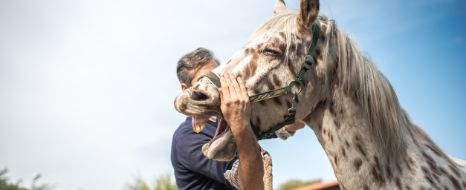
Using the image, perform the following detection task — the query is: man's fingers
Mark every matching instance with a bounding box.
[225,73,238,100]
[220,75,230,100]
[229,73,241,99]
[237,77,249,102]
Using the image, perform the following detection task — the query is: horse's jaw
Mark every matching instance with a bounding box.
[202,118,237,162]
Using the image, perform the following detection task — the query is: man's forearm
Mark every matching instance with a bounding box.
[232,123,264,190]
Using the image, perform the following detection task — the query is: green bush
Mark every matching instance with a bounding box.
[277,178,321,190]
[125,173,176,190]
[0,168,53,190]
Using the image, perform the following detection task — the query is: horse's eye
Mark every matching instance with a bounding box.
[262,48,283,57]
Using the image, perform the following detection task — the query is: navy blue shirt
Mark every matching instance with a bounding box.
[171,117,235,190]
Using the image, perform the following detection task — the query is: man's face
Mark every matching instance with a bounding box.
[181,61,218,92]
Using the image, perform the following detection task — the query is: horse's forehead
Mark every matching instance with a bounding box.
[248,31,285,45]
[248,30,305,48]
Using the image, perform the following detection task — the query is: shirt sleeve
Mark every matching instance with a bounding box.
[174,127,235,187]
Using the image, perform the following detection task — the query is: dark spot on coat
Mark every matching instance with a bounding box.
[385,165,392,180]
[288,62,297,76]
[356,143,367,158]
[278,32,286,40]
[363,185,369,190]
[286,100,291,108]
[272,97,282,106]
[354,158,362,171]
[334,119,341,130]
[244,48,251,54]
[371,165,385,185]
[272,74,282,86]
[448,174,460,189]
[424,172,436,187]
[425,144,441,157]
[249,55,258,76]
[449,164,460,178]
[316,48,322,58]
[395,177,402,189]
[265,78,274,90]
[320,32,326,42]
[372,156,385,185]
[438,167,447,175]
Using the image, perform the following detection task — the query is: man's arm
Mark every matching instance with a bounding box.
[220,73,264,190]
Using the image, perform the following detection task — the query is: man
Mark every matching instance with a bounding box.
[171,48,303,190]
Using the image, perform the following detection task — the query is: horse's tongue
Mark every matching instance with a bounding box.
[192,116,209,133]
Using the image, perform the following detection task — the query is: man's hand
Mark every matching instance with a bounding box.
[219,73,264,190]
[219,73,252,135]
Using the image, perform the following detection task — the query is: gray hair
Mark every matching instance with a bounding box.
[176,47,220,86]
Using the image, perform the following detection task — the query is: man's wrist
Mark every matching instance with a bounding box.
[230,121,254,139]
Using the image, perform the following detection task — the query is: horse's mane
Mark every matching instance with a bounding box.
[253,11,412,160]
[330,23,411,159]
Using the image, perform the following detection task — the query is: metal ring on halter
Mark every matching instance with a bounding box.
[287,80,304,95]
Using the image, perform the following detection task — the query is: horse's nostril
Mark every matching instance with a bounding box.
[191,90,209,101]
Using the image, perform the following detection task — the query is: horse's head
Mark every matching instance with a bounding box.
[175,0,331,161]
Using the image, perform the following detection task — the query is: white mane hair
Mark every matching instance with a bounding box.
[330,23,412,159]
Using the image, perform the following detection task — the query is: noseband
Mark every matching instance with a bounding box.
[203,19,321,140]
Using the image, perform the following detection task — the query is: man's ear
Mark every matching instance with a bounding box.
[181,83,189,92]
[273,0,287,15]
[297,0,320,31]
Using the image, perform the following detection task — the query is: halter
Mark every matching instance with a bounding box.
[203,19,321,140]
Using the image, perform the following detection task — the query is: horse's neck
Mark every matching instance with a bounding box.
[303,91,466,189]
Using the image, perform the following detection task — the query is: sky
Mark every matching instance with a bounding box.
[0,0,465,189]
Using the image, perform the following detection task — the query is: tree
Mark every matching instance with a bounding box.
[0,168,53,190]
[124,173,176,190]
[277,178,321,190]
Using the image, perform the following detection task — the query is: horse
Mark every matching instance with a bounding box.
[174,0,466,189]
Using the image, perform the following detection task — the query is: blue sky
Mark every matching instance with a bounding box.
[0,0,464,189]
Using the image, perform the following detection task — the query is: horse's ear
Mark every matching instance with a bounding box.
[273,0,287,15]
[297,0,319,30]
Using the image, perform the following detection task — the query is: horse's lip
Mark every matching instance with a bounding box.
[202,118,236,161]
[209,118,229,146]
[174,93,221,116]
[186,88,220,106]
